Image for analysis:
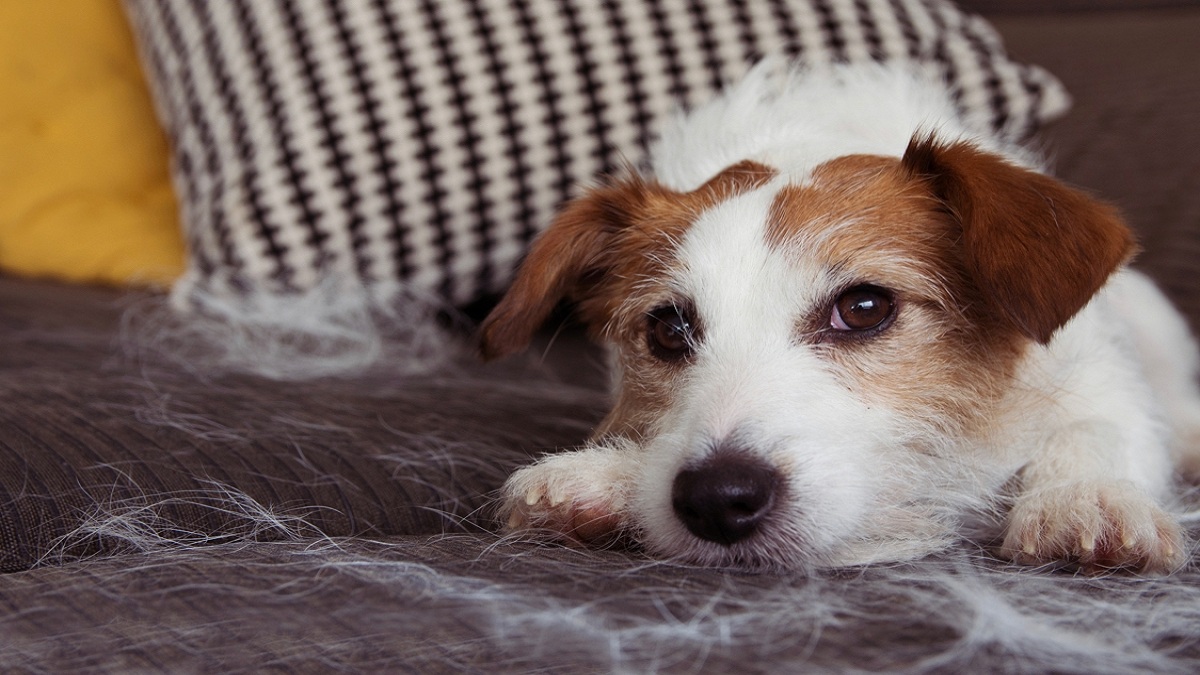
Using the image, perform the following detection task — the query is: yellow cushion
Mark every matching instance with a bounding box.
[0,0,184,288]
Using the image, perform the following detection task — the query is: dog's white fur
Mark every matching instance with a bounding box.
[481,62,1200,573]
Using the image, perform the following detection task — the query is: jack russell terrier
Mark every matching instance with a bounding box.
[480,62,1200,574]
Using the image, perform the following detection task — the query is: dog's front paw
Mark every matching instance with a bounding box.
[500,448,630,545]
[1000,481,1186,574]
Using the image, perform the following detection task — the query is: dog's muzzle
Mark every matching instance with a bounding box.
[671,450,781,545]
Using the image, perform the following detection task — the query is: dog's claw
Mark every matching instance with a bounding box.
[525,487,543,506]
[1079,533,1096,553]
[507,511,523,530]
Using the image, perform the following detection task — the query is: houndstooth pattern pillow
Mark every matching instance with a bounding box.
[123,0,1069,309]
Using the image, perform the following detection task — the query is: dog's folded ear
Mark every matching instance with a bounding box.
[902,135,1136,344]
[479,179,648,360]
[481,161,777,360]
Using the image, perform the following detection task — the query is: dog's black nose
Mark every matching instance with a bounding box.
[671,452,780,546]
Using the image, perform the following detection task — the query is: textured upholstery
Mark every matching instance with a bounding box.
[0,278,605,573]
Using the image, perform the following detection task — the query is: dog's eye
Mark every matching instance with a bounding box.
[647,305,697,362]
[831,286,895,333]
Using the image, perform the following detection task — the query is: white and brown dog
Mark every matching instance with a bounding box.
[480,63,1200,573]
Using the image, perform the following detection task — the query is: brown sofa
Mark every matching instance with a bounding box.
[3,3,1199,672]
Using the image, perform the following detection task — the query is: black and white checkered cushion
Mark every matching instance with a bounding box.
[123,0,1069,308]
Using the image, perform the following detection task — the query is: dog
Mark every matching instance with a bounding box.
[479,62,1200,573]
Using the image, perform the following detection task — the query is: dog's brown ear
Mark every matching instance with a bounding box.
[902,136,1135,344]
[481,161,775,360]
[479,180,648,360]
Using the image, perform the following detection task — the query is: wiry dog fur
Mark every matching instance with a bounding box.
[480,62,1200,573]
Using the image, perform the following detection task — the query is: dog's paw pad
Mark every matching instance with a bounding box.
[500,452,627,545]
[1001,482,1186,574]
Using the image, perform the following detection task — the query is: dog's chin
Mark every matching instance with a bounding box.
[633,494,965,572]
[632,515,844,573]
[642,536,821,573]
[640,525,958,572]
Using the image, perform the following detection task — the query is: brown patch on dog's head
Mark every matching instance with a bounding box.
[901,136,1136,344]
[763,139,1134,433]
[764,139,1135,346]
[480,161,776,359]
[766,155,961,303]
[765,155,1011,432]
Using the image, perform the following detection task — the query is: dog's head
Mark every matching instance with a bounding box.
[481,137,1135,569]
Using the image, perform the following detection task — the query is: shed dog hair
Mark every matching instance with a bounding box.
[480,62,1200,573]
